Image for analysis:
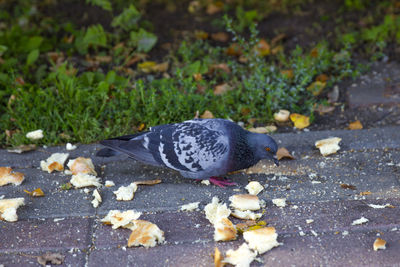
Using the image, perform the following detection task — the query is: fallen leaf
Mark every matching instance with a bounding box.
[200,110,214,119]
[348,120,363,130]
[188,1,201,13]
[194,30,209,40]
[134,179,162,186]
[211,32,229,42]
[307,81,326,96]
[124,53,147,67]
[254,39,270,56]
[340,183,356,190]
[7,144,37,154]
[138,123,146,131]
[271,33,286,46]
[193,73,202,81]
[276,147,295,160]
[95,55,112,63]
[206,2,223,15]
[271,45,283,54]
[214,247,223,267]
[151,62,169,72]
[360,191,372,196]
[24,188,45,197]
[316,74,329,82]
[280,69,294,79]
[225,43,242,56]
[37,252,65,266]
[209,63,231,74]
[15,77,25,85]
[315,104,335,115]
[214,83,232,95]
[310,47,319,58]
[137,61,156,73]
[290,113,310,129]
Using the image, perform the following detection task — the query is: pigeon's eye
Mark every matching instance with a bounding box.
[265,147,271,152]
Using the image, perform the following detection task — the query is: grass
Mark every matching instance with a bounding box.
[0,0,398,148]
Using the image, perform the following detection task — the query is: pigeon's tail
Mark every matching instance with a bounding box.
[96,148,121,157]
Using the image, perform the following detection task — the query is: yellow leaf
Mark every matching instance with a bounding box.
[254,39,270,56]
[193,73,202,81]
[138,123,146,131]
[348,120,363,130]
[307,81,326,96]
[24,188,44,197]
[290,113,310,129]
[137,61,156,73]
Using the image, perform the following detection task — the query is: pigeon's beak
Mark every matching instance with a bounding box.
[273,155,279,166]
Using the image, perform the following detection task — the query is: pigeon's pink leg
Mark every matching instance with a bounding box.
[209,176,237,187]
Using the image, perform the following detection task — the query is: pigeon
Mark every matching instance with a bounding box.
[97,118,279,187]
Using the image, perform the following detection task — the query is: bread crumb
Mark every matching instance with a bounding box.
[315,137,341,156]
[223,243,256,267]
[105,180,115,187]
[201,180,210,186]
[373,238,387,251]
[0,167,25,186]
[231,209,262,220]
[306,219,314,224]
[66,143,77,150]
[245,181,263,195]
[214,247,223,267]
[40,153,69,173]
[113,183,137,201]
[67,157,97,175]
[128,220,165,248]
[26,129,43,140]
[101,210,142,229]
[272,198,286,208]
[0,198,25,222]
[351,216,369,225]
[243,227,280,254]
[70,173,101,188]
[180,202,200,211]
[91,189,102,208]
[214,217,237,242]
[229,194,260,211]
[204,197,231,225]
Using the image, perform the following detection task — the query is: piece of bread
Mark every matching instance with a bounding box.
[70,173,101,188]
[67,157,97,176]
[229,194,260,211]
[315,137,341,156]
[204,197,231,225]
[0,167,24,186]
[231,209,262,220]
[214,217,237,242]
[245,181,263,195]
[128,220,165,248]
[373,238,386,251]
[40,153,69,173]
[243,227,280,254]
[113,183,137,201]
[223,243,256,267]
[0,197,25,222]
[101,210,142,229]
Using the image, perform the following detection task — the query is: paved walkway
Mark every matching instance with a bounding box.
[1,126,399,266]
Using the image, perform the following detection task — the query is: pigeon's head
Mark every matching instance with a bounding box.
[249,133,279,166]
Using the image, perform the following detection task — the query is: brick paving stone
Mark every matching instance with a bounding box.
[0,217,93,253]
[0,250,86,267]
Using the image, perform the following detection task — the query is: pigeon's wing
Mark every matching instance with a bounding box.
[155,120,230,173]
[99,131,164,166]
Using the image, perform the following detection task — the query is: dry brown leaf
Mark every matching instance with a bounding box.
[348,120,363,130]
[209,63,231,74]
[271,33,286,46]
[316,74,329,82]
[193,72,203,81]
[194,30,209,40]
[276,147,295,160]
[37,252,65,266]
[15,77,25,85]
[340,183,356,190]
[307,81,326,96]
[310,47,319,58]
[0,167,25,186]
[225,43,242,56]
[315,104,335,115]
[254,39,270,56]
[95,55,112,63]
[281,69,294,79]
[152,62,169,72]
[206,2,223,15]
[211,32,229,42]
[271,45,283,55]
[214,83,232,95]
[24,188,45,197]
[134,179,162,186]
[7,144,37,154]
[360,191,372,196]
[214,247,224,267]
[124,53,147,67]
[200,110,214,119]
[290,113,310,129]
